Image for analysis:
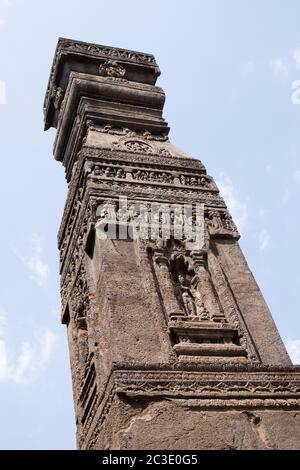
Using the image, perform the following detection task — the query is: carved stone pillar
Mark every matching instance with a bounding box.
[44,38,300,450]
[152,249,185,321]
[190,249,226,322]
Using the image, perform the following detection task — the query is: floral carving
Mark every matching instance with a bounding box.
[115,139,155,154]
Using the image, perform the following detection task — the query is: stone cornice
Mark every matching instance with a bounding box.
[44,37,161,131]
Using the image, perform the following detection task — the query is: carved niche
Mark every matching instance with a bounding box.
[151,239,248,359]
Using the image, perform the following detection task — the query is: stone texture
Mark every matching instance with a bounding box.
[44,38,300,450]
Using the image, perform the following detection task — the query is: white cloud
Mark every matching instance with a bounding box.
[0,306,7,336]
[270,58,289,76]
[0,0,13,26]
[0,306,57,384]
[285,339,300,364]
[22,234,49,287]
[269,43,300,77]
[216,174,248,233]
[258,229,270,252]
[293,45,300,70]
[295,170,300,182]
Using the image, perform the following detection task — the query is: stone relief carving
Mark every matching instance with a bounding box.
[88,180,224,205]
[148,238,255,358]
[115,371,300,396]
[85,123,172,156]
[60,202,93,309]
[67,265,90,404]
[156,242,225,324]
[86,123,169,141]
[92,165,126,179]
[206,209,239,238]
[131,169,173,183]
[180,174,210,187]
[79,352,97,420]
[60,39,157,65]
[98,60,126,78]
[82,146,205,168]
[170,253,210,321]
[112,139,155,154]
[52,85,65,111]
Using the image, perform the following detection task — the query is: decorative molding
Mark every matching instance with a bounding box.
[82,146,206,170]
[77,368,300,449]
[60,38,157,65]
[88,180,225,205]
[87,162,214,190]
[113,369,300,396]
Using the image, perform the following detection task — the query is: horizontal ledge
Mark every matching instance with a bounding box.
[173,343,247,357]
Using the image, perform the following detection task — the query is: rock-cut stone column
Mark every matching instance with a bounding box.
[44,37,300,450]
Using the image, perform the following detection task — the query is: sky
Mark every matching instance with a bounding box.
[0,0,300,450]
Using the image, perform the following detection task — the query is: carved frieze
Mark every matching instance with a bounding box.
[86,124,169,142]
[81,146,206,170]
[114,369,300,397]
[59,39,157,65]
[87,161,216,190]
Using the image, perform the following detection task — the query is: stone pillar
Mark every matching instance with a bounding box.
[152,249,184,321]
[44,38,300,450]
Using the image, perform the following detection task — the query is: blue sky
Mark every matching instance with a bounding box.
[0,0,300,450]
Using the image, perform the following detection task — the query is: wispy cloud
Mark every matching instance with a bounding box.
[22,234,49,288]
[0,307,57,384]
[285,339,300,364]
[269,58,289,76]
[269,43,300,76]
[0,306,7,336]
[216,174,248,233]
[258,229,271,252]
[293,45,300,70]
[295,170,300,182]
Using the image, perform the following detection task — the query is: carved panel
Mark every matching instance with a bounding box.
[206,209,239,239]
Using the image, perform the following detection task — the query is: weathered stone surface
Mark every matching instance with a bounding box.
[96,396,300,450]
[44,38,300,450]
